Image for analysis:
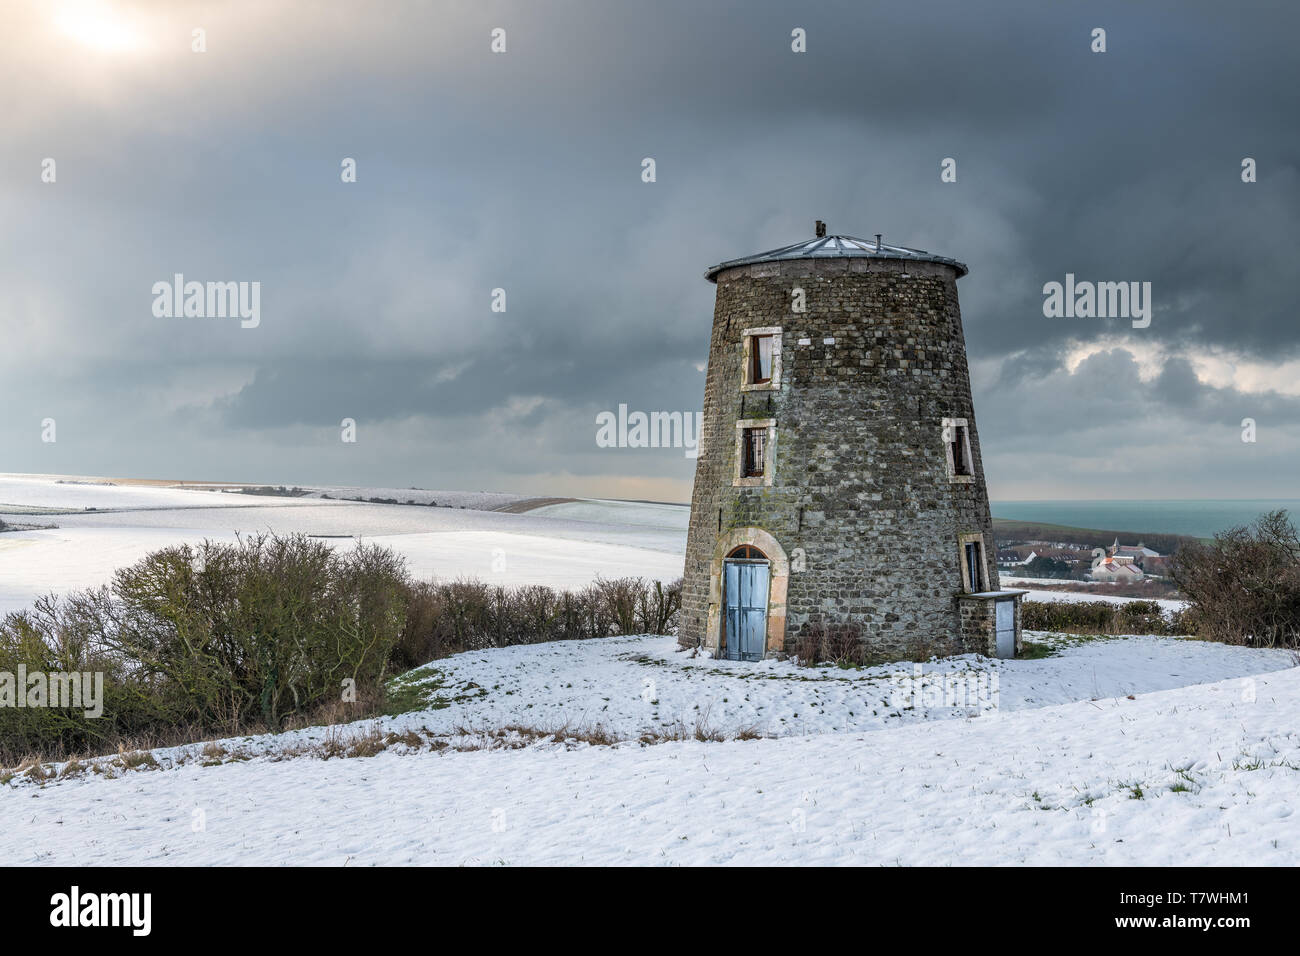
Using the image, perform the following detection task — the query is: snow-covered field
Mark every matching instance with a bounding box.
[0,474,686,614]
[3,634,1296,865]
[528,498,691,530]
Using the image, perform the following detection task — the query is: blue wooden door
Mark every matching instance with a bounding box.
[723,559,770,661]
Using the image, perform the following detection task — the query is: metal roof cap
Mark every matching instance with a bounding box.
[705,232,969,281]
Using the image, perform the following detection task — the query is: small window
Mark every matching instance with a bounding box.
[944,418,974,479]
[734,418,776,487]
[742,427,766,477]
[961,535,986,592]
[951,426,971,475]
[741,327,781,390]
[750,335,774,384]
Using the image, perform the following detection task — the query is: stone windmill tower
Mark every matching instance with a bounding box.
[679,223,1023,662]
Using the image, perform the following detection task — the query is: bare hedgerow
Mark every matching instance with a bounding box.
[0,533,409,764]
[1020,599,1175,636]
[390,575,682,668]
[2,530,682,765]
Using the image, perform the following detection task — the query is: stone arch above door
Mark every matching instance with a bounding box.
[705,527,789,657]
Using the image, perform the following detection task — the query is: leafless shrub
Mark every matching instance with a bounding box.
[1171,509,1300,647]
[794,622,870,667]
[0,533,409,764]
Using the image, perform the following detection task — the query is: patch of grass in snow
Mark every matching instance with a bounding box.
[118,748,159,771]
[1018,640,1058,660]
[1229,754,1299,772]
[448,722,616,750]
[1022,630,1124,650]
[624,650,996,695]
[384,667,489,716]
[5,745,172,789]
[16,758,53,783]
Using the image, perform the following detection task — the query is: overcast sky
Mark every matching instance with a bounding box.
[3,0,1298,502]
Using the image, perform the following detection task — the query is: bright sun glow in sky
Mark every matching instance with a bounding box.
[52,0,148,54]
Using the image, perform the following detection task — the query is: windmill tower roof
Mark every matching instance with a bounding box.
[704,232,969,282]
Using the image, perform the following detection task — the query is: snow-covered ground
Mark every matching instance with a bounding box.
[292,485,531,510]
[528,498,690,530]
[0,475,685,615]
[0,474,267,513]
[0,475,529,514]
[4,634,1296,865]
[342,633,1295,740]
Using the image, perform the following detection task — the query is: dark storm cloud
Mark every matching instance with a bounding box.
[2,0,1298,496]
[985,348,1300,440]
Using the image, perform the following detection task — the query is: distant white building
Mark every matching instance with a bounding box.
[1102,538,1165,575]
[1112,539,1160,559]
[1003,550,1038,566]
[1091,556,1145,582]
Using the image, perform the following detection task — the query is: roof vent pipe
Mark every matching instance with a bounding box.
[875,233,882,251]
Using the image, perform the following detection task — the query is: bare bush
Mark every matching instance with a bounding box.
[1171,509,1300,647]
[793,622,871,667]
[0,533,408,763]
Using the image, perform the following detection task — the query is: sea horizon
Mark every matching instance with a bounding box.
[990,499,1300,539]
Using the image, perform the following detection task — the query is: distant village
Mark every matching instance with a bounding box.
[997,537,1171,585]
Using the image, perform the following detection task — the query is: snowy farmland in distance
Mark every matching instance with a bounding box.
[0,473,687,615]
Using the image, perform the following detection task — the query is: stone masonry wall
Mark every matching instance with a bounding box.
[679,256,1000,660]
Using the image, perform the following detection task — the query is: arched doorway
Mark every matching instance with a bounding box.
[704,528,789,660]
[722,544,771,661]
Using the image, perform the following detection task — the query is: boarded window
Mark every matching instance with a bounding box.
[742,427,766,477]
[750,334,774,385]
[948,423,973,476]
[964,539,985,592]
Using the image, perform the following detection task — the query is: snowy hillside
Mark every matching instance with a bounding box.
[3,633,1296,865]
[0,474,686,615]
